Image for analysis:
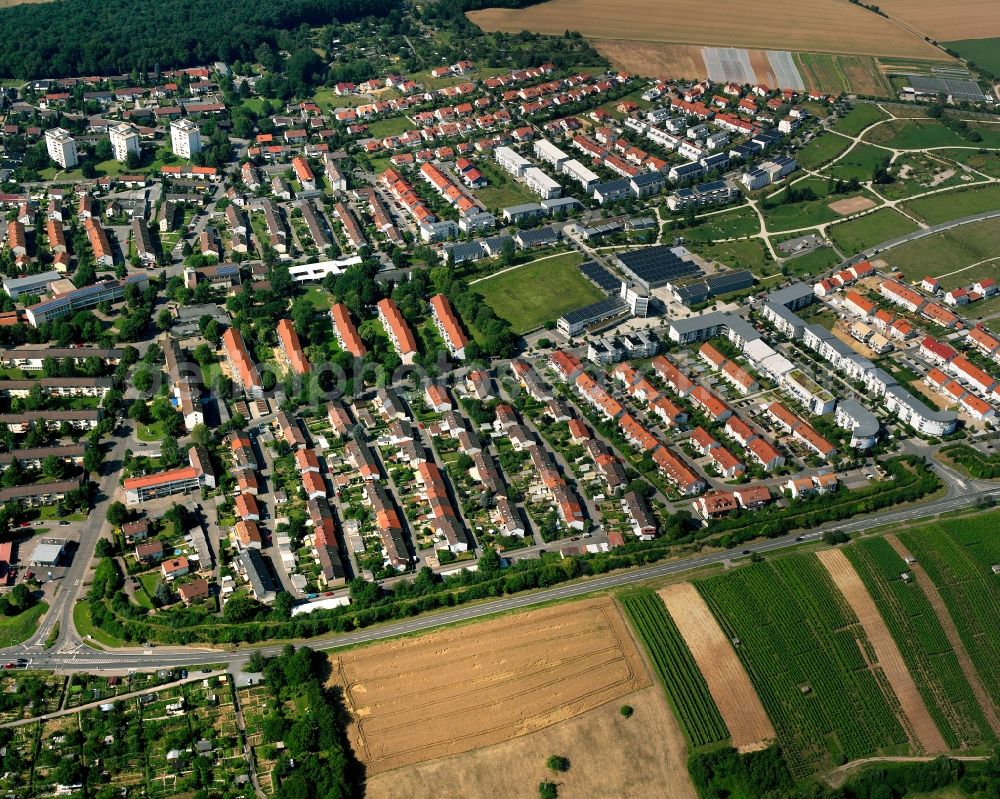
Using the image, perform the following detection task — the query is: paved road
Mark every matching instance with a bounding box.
[7,484,998,673]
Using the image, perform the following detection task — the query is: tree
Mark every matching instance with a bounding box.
[94,538,116,559]
[41,455,64,480]
[156,309,172,331]
[620,704,634,718]
[539,782,558,799]
[478,545,501,578]
[193,343,215,365]
[546,755,570,773]
[128,400,151,425]
[154,581,172,606]
[272,590,294,620]
[133,368,154,393]
[9,583,31,611]
[106,501,129,529]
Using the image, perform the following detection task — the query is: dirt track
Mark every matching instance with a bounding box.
[659,583,775,752]
[817,548,947,753]
[330,596,649,773]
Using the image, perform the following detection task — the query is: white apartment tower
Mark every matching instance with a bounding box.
[109,123,140,163]
[170,118,201,159]
[45,128,78,169]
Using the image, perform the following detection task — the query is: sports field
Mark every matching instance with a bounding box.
[330,596,650,774]
[474,252,603,333]
[468,0,945,59]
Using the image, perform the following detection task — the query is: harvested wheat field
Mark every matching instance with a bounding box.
[871,0,1000,41]
[817,549,947,753]
[330,596,650,774]
[594,40,707,80]
[468,0,945,59]
[364,684,696,799]
[659,583,776,752]
[830,196,878,214]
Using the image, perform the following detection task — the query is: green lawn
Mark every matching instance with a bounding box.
[832,104,889,136]
[136,420,166,442]
[762,195,857,232]
[688,238,769,272]
[679,206,758,242]
[0,602,47,647]
[783,246,840,276]
[474,160,535,211]
[795,134,851,170]
[938,149,1000,179]
[902,184,1000,225]
[302,284,333,310]
[865,119,1000,150]
[0,367,27,379]
[828,208,919,255]
[474,252,601,333]
[72,601,125,648]
[365,116,416,140]
[880,217,1000,288]
[826,144,890,182]
[943,38,1000,75]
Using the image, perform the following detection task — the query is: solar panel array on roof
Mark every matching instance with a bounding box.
[615,245,701,288]
[561,296,627,325]
[907,74,985,102]
[580,260,618,293]
[705,269,754,294]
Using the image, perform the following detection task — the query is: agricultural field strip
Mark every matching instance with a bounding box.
[845,538,999,747]
[332,598,648,772]
[895,523,1000,712]
[619,590,728,748]
[817,549,947,753]
[696,556,908,778]
[658,583,775,752]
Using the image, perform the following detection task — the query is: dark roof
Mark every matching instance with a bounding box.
[631,171,664,187]
[580,260,618,293]
[593,178,630,195]
[561,296,627,325]
[616,245,701,288]
[515,226,558,247]
[705,269,755,295]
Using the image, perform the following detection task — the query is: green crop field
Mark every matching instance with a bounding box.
[828,208,919,255]
[832,104,889,136]
[844,538,997,750]
[795,134,851,170]
[620,589,728,748]
[943,38,1000,76]
[898,512,1000,710]
[474,251,601,333]
[879,217,1000,287]
[696,556,907,778]
[902,184,1000,225]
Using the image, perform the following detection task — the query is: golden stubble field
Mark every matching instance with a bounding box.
[329,596,651,775]
[867,0,1000,41]
[468,0,946,59]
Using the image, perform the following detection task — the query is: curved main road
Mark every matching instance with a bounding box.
[9,482,999,673]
